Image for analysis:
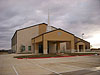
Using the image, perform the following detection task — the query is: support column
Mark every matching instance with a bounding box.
[57,42,60,53]
[43,40,48,54]
[77,45,79,52]
[34,43,38,54]
[71,41,75,53]
[32,44,35,54]
[83,45,85,52]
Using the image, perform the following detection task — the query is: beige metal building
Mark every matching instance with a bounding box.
[11,23,90,54]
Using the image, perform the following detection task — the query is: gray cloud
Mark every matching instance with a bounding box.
[0,0,100,49]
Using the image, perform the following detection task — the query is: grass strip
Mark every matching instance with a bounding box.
[14,54,62,58]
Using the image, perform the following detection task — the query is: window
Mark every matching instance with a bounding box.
[58,32,62,35]
[21,45,25,52]
[28,46,31,51]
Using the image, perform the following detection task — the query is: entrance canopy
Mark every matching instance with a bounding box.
[32,29,75,54]
[76,41,85,52]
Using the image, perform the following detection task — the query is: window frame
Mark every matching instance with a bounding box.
[28,46,31,51]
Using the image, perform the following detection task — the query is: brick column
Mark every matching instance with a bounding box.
[71,41,75,53]
[83,45,85,52]
[77,45,79,52]
[35,43,38,54]
[57,42,60,53]
[43,40,48,54]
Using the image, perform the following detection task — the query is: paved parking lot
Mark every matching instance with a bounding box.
[0,54,100,75]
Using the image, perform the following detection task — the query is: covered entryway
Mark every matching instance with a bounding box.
[79,45,83,52]
[76,42,85,52]
[32,29,75,54]
[39,44,43,53]
[47,41,71,54]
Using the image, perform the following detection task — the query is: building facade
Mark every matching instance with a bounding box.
[11,23,90,54]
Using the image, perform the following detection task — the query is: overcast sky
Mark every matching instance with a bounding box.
[0,0,100,49]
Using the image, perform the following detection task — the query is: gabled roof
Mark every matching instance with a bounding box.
[75,41,85,44]
[74,36,90,43]
[11,23,47,40]
[11,22,90,44]
[17,23,47,32]
[32,28,74,40]
[32,28,90,44]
